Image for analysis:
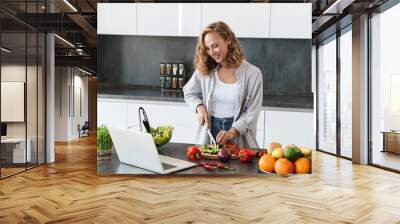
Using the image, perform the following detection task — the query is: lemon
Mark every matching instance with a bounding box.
[299,146,312,156]
[272,147,284,159]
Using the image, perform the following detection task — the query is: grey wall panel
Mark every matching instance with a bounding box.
[98,35,312,96]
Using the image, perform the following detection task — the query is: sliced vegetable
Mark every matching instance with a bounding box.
[186,146,202,160]
[200,162,218,170]
[200,162,234,170]
[200,144,220,154]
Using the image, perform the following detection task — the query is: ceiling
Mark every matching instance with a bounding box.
[0,0,392,75]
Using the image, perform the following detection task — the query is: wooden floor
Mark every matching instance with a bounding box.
[1,167,26,178]
[372,150,400,171]
[1,136,400,223]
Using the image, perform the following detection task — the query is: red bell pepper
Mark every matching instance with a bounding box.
[186,146,202,160]
[238,148,257,162]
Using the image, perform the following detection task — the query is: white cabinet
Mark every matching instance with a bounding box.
[270,3,312,39]
[202,3,270,38]
[97,3,137,35]
[137,3,201,37]
[137,3,179,36]
[264,109,314,148]
[127,102,198,144]
[180,3,202,36]
[97,99,128,129]
[98,98,316,149]
[97,3,311,38]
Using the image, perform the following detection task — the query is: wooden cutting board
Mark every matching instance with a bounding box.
[200,151,239,160]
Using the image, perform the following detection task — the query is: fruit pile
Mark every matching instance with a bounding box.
[258,142,312,175]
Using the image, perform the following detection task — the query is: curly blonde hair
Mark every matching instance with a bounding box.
[194,21,244,75]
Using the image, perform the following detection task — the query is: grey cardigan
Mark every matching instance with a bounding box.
[182,60,263,148]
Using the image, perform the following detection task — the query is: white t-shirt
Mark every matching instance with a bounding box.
[210,72,239,118]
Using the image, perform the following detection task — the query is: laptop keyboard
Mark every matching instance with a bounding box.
[162,163,176,170]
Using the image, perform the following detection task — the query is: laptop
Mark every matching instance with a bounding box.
[108,127,197,174]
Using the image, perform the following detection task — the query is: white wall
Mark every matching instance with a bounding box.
[1,65,34,137]
[55,67,89,141]
[71,72,89,138]
[55,67,68,141]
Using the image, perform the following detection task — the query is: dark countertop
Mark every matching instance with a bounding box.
[98,86,313,109]
[97,143,266,175]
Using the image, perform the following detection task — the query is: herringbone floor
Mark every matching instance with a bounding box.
[1,135,400,224]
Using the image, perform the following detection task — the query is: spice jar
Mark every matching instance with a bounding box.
[178,78,184,89]
[160,76,165,89]
[172,77,178,89]
[165,77,171,89]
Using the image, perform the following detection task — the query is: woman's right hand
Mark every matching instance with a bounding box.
[196,104,209,128]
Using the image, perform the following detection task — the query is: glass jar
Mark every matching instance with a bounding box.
[165,77,171,89]
[160,76,165,89]
[172,77,178,89]
[178,63,185,76]
[178,78,184,89]
[166,63,171,75]
[172,64,178,76]
[160,63,165,75]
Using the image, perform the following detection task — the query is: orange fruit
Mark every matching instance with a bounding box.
[259,154,276,173]
[274,158,294,175]
[294,157,311,174]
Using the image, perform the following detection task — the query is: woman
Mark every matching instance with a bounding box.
[183,21,263,148]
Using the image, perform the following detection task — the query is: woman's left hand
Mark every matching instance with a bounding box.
[216,128,239,144]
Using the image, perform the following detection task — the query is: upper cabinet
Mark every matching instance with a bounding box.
[137,3,201,37]
[97,3,137,35]
[98,3,311,39]
[270,3,312,39]
[137,3,179,36]
[180,3,202,37]
[202,3,270,38]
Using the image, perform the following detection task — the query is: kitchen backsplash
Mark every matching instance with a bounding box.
[98,35,311,96]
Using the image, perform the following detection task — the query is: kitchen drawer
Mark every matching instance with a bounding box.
[127,103,197,127]
[170,125,199,144]
[97,99,128,129]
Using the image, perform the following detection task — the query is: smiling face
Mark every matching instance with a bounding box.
[203,31,231,64]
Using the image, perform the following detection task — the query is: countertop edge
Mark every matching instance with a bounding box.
[98,94,314,112]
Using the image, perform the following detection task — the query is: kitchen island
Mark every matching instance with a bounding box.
[98,143,264,175]
[97,90,315,149]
